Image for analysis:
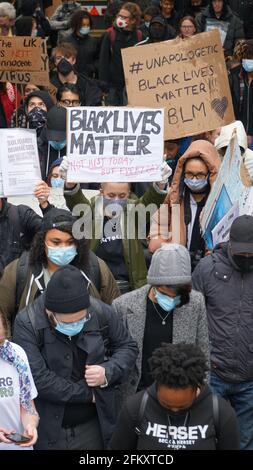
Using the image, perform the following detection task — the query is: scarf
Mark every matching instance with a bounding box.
[0,340,33,413]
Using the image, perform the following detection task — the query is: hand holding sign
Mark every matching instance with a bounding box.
[155,162,172,190]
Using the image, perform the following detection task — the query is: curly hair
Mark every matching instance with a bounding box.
[29,225,90,269]
[234,39,253,60]
[149,342,208,388]
[70,9,93,32]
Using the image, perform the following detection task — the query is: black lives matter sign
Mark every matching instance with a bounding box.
[122,30,234,139]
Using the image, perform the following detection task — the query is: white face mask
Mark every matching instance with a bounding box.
[116,17,128,29]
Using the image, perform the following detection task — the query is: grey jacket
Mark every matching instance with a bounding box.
[192,243,253,383]
[112,285,210,398]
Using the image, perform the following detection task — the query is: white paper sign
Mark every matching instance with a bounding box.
[211,203,239,246]
[0,128,41,196]
[67,107,164,182]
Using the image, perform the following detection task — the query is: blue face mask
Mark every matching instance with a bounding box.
[242,59,253,73]
[55,315,90,337]
[79,26,90,35]
[155,290,181,312]
[103,197,128,209]
[46,244,77,266]
[51,177,64,189]
[49,140,66,151]
[144,21,150,28]
[184,178,208,193]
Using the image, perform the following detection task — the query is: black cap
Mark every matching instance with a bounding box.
[46,106,67,141]
[230,215,253,254]
[42,208,76,232]
[45,265,90,313]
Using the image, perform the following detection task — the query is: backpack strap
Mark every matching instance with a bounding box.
[26,302,44,350]
[89,297,110,355]
[15,250,30,316]
[135,390,149,436]
[88,251,101,295]
[212,394,219,443]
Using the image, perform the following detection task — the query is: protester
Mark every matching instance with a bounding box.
[13,265,138,449]
[37,105,67,179]
[192,215,253,449]
[99,2,142,105]
[229,39,253,140]
[139,5,160,39]
[56,83,81,108]
[49,0,81,41]
[148,140,221,270]
[61,158,171,292]
[0,2,16,36]
[196,0,244,56]
[0,208,120,326]
[137,14,175,44]
[159,0,180,31]
[50,42,105,106]
[17,0,51,37]
[112,244,210,398]
[0,197,42,269]
[110,343,240,450]
[0,310,39,450]
[178,15,197,38]
[64,10,100,77]
[11,89,53,132]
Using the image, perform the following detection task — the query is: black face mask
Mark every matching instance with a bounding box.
[57,58,73,76]
[232,255,253,272]
[28,107,47,130]
[149,26,166,41]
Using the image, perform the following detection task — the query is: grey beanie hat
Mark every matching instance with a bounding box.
[147,244,191,286]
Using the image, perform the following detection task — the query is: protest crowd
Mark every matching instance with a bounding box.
[1,0,253,453]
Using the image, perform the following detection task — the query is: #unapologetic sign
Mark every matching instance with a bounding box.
[0,36,49,85]
[122,30,234,140]
[66,107,164,182]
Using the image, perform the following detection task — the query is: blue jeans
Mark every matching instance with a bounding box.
[211,371,253,449]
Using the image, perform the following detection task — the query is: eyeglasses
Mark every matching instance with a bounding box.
[118,14,130,20]
[181,25,195,29]
[60,99,81,107]
[185,172,208,180]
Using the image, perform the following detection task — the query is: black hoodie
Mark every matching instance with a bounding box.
[110,383,240,450]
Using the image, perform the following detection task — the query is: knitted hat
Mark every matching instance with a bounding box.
[215,121,247,151]
[147,244,191,286]
[45,265,90,313]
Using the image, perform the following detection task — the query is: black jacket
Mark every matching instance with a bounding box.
[13,294,138,449]
[65,32,100,77]
[192,243,253,382]
[229,66,253,135]
[0,200,42,268]
[37,127,66,180]
[110,383,240,450]
[196,5,244,56]
[228,0,253,38]
[50,71,105,107]
[99,26,143,88]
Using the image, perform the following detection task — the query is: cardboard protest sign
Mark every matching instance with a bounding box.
[0,129,42,197]
[0,37,49,85]
[122,30,234,140]
[200,134,253,248]
[67,107,164,182]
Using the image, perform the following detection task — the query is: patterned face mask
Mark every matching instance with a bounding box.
[28,107,47,130]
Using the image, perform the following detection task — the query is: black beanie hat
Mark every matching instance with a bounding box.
[42,207,76,232]
[45,265,90,313]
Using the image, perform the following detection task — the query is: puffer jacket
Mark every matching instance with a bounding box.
[192,242,253,382]
[148,140,221,251]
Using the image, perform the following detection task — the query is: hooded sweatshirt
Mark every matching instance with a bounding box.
[149,140,220,251]
[110,383,240,450]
